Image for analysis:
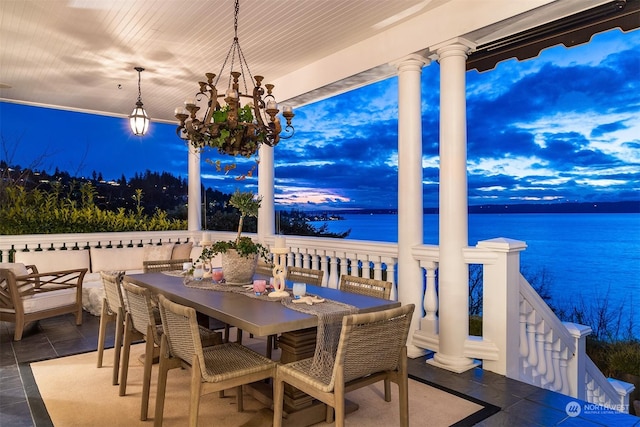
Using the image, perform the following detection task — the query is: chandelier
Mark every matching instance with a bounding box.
[129,67,150,136]
[175,0,294,158]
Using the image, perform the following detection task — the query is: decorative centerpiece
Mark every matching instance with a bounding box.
[269,236,289,298]
[199,189,269,285]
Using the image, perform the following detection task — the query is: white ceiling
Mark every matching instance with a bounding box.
[0,0,614,124]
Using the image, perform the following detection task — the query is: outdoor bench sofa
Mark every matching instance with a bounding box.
[0,241,220,339]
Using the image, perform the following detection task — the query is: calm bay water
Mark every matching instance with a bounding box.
[314,213,640,331]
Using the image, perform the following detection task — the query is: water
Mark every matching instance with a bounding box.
[313,213,640,333]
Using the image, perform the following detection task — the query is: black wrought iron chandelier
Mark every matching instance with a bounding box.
[129,67,150,136]
[175,0,294,157]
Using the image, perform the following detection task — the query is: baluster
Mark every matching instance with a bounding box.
[535,322,547,379]
[328,253,340,289]
[371,257,382,281]
[361,257,371,279]
[384,259,397,300]
[543,330,555,386]
[302,252,310,269]
[339,254,348,278]
[526,312,538,368]
[519,300,530,361]
[559,346,570,395]
[552,343,563,391]
[319,252,329,287]
[422,261,438,334]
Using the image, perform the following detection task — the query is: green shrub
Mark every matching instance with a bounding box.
[0,183,186,234]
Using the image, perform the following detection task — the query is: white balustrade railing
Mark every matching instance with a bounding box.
[0,231,633,412]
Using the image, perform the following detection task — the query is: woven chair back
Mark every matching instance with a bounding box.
[122,280,161,345]
[339,275,392,299]
[143,259,192,273]
[100,271,125,313]
[157,294,204,373]
[331,304,414,387]
[286,267,324,286]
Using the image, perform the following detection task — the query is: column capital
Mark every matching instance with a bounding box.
[430,37,476,61]
[389,53,431,72]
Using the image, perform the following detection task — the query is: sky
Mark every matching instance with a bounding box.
[1,28,639,211]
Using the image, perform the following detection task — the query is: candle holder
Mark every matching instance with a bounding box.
[268,247,289,298]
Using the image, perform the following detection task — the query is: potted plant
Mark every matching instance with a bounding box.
[199,189,269,285]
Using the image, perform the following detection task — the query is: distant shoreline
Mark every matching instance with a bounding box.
[306,201,640,215]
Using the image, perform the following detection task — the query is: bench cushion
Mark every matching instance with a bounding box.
[13,250,90,273]
[22,288,77,313]
[90,247,146,273]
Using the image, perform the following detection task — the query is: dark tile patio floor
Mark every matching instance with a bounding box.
[1,313,638,426]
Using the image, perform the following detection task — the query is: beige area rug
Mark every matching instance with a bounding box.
[30,342,483,427]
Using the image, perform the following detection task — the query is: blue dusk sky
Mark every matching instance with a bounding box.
[1,28,638,210]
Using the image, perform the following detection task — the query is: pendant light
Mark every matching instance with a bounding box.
[129,67,150,136]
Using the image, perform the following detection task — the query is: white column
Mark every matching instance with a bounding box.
[391,53,429,358]
[187,144,201,232]
[429,39,477,373]
[258,144,275,244]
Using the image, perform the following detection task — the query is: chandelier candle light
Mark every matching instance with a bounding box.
[175,0,294,158]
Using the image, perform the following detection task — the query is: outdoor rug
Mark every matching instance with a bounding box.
[28,342,487,426]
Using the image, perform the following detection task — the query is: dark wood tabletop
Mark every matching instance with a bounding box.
[124,272,400,337]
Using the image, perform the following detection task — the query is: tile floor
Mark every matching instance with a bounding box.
[0,313,638,426]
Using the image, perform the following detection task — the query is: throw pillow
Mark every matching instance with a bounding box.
[171,242,193,260]
[143,243,175,261]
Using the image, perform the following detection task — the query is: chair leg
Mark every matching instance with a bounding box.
[154,340,171,427]
[96,300,109,368]
[236,385,243,412]
[13,318,24,341]
[140,327,155,421]
[384,378,391,402]
[118,316,134,396]
[272,376,285,427]
[74,305,83,325]
[112,309,124,385]
[189,359,202,427]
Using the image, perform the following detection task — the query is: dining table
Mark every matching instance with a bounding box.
[124,271,401,426]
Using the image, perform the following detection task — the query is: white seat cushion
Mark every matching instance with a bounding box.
[22,288,76,313]
[13,250,90,272]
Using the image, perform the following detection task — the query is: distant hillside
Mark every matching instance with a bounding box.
[464,201,640,214]
[310,201,640,215]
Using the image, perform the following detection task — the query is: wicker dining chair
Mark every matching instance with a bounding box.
[339,274,392,300]
[273,304,415,427]
[119,280,222,421]
[286,266,324,286]
[142,258,192,273]
[154,294,277,427]
[96,271,126,385]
